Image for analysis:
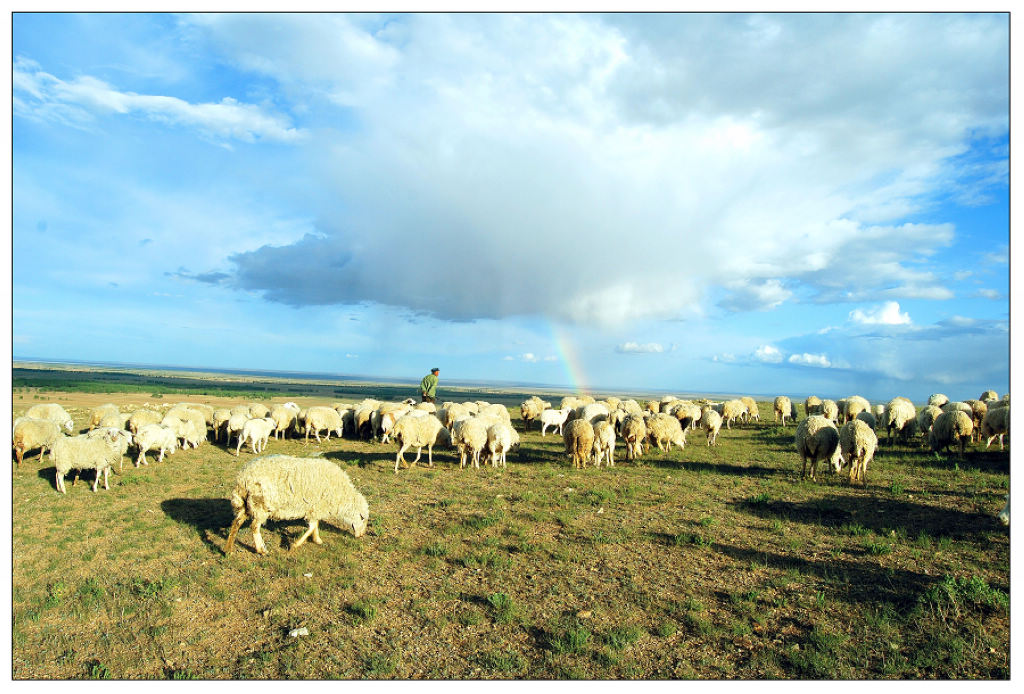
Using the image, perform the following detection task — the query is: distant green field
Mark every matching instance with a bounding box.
[10,368,1010,679]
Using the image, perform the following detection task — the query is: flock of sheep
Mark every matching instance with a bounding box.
[11,387,1010,554]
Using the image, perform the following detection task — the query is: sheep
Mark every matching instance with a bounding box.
[928,393,950,408]
[980,390,999,403]
[134,424,179,466]
[478,403,512,425]
[50,434,122,494]
[83,427,134,471]
[671,401,703,429]
[392,414,450,472]
[25,403,74,434]
[591,420,616,467]
[377,405,414,443]
[97,412,131,430]
[843,396,871,422]
[773,396,792,426]
[701,407,723,446]
[236,417,276,456]
[721,399,747,429]
[885,397,917,445]
[166,407,208,445]
[790,400,799,422]
[942,401,974,417]
[981,406,1009,451]
[484,421,520,469]
[224,412,250,449]
[820,399,839,423]
[87,403,120,431]
[998,495,1009,526]
[12,417,61,466]
[839,419,877,485]
[540,408,571,436]
[872,404,886,428]
[519,396,551,431]
[230,404,252,417]
[646,413,687,452]
[794,415,841,481]
[129,408,164,435]
[855,411,877,430]
[964,400,989,441]
[452,417,489,469]
[224,455,369,556]
[564,418,595,469]
[928,410,973,459]
[620,399,644,416]
[175,402,216,425]
[248,403,271,419]
[621,414,647,460]
[916,405,943,440]
[804,396,823,416]
[739,396,760,423]
[269,404,298,440]
[161,414,199,449]
[304,406,344,444]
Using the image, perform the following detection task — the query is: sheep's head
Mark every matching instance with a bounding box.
[829,447,844,474]
[341,494,370,538]
[62,418,74,433]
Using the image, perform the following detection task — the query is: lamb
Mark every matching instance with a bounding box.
[452,416,489,469]
[645,413,687,452]
[236,417,276,456]
[928,410,973,459]
[539,408,571,436]
[392,414,451,472]
[773,396,793,426]
[564,418,596,469]
[839,419,877,485]
[701,407,723,446]
[820,399,839,423]
[885,397,917,445]
[794,415,841,481]
[87,403,120,431]
[25,403,74,434]
[804,396,823,416]
[721,399,747,429]
[621,414,647,460]
[50,434,122,494]
[484,421,520,469]
[12,417,62,466]
[980,406,1009,451]
[303,406,344,444]
[591,420,616,467]
[134,424,179,466]
[224,455,369,556]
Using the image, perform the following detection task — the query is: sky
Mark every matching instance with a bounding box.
[10,11,1011,403]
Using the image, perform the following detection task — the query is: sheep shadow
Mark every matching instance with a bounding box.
[677,459,791,478]
[161,497,236,553]
[35,465,106,491]
[731,493,1000,541]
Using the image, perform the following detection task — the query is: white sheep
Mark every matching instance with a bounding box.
[87,403,120,431]
[773,396,792,426]
[839,419,877,485]
[25,403,74,434]
[236,417,276,456]
[50,434,122,494]
[646,413,687,452]
[564,418,595,469]
[981,406,1009,450]
[452,417,489,469]
[83,427,134,471]
[804,396,823,416]
[794,415,841,481]
[392,414,450,472]
[820,399,839,423]
[224,412,250,448]
[621,414,647,460]
[12,417,61,466]
[224,455,369,556]
[134,423,179,466]
[591,420,616,467]
[843,395,871,422]
[269,404,298,440]
[979,390,999,403]
[304,406,344,444]
[702,408,723,446]
[721,399,747,429]
[928,393,950,408]
[519,396,551,431]
[129,409,164,435]
[929,410,973,459]
[885,397,917,445]
[484,421,520,468]
[539,408,571,436]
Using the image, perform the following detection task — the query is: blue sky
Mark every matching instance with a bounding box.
[11,12,1010,402]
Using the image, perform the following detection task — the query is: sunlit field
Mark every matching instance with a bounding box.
[11,367,1009,679]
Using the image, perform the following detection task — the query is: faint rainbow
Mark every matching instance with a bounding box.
[549,322,589,396]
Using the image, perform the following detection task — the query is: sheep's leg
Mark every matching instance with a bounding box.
[411,447,423,466]
[71,470,79,487]
[91,471,99,492]
[224,510,247,555]
[290,520,317,553]
[427,445,434,468]
[56,471,65,494]
[102,467,109,490]
[312,521,323,545]
[251,512,270,555]
[15,446,23,466]
[394,445,408,473]
[801,454,808,480]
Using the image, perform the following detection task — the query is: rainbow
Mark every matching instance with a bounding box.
[549,323,589,396]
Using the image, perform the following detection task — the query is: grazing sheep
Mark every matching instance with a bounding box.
[392,414,450,472]
[916,405,943,440]
[452,417,489,470]
[804,396,823,416]
[591,420,616,467]
[167,407,208,445]
[739,396,760,423]
[839,419,877,485]
[843,396,871,422]
[621,414,647,460]
[13,417,61,466]
[224,412,250,449]
[820,399,839,423]
[646,413,687,452]
[979,390,999,403]
[855,411,877,430]
[377,405,414,443]
[96,412,131,430]
[928,393,950,409]
[671,401,703,429]
[83,427,134,471]
[134,424,179,466]
[885,397,917,445]
[540,408,571,436]
[87,404,120,431]
[981,406,1009,451]
[270,404,298,440]
[563,418,595,469]
[519,396,551,431]
[701,407,723,446]
[790,400,799,422]
[721,399,747,429]
[50,434,122,494]
[942,401,974,418]
[224,455,369,556]
[484,421,520,469]
[773,396,792,426]
[129,408,164,435]
[25,403,74,434]
[872,404,886,428]
[794,415,841,481]
[964,400,989,441]
[304,406,344,444]
[929,410,973,459]
[575,402,610,426]
[236,417,276,456]
[247,403,271,419]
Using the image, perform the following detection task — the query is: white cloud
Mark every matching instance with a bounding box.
[972,288,1003,300]
[618,341,664,354]
[788,353,831,368]
[719,279,791,312]
[849,301,912,326]
[953,270,973,281]
[754,344,783,363]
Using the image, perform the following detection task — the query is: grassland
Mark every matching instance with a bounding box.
[11,367,1010,679]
